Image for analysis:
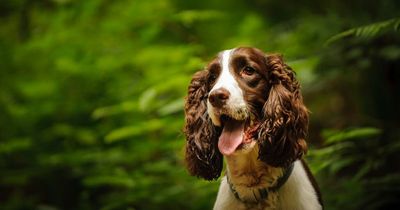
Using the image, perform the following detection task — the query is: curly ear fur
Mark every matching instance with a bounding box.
[257,54,309,168]
[184,70,223,180]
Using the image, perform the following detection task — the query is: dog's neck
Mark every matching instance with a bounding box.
[226,143,284,188]
[225,143,285,205]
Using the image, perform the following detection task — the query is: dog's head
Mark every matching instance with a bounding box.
[184,47,308,180]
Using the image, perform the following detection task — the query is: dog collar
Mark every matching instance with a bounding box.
[226,163,295,204]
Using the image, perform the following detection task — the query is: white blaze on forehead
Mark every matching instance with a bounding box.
[213,49,245,105]
[212,49,236,91]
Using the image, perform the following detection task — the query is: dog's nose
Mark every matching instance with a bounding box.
[209,88,230,108]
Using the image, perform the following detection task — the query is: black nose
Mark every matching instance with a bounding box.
[209,88,230,108]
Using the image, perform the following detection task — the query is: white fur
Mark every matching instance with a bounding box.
[214,176,244,210]
[207,49,247,126]
[213,160,322,210]
[278,161,322,210]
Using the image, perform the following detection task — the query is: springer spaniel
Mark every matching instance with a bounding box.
[184,47,323,210]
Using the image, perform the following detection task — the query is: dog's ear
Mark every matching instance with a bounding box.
[257,54,309,167]
[184,70,223,180]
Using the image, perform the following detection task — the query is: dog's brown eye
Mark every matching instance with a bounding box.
[210,73,217,81]
[241,66,255,76]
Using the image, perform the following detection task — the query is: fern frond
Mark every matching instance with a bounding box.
[325,18,400,45]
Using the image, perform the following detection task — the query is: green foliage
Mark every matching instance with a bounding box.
[308,19,400,209]
[322,127,382,144]
[326,18,400,45]
[0,0,399,209]
[309,126,400,209]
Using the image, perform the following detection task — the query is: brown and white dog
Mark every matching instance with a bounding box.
[184,47,322,210]
[184,47,323,210]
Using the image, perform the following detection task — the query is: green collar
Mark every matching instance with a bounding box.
[227,163,295,204]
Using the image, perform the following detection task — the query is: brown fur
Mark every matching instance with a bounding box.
[257,54,309,168]
[184,48,309,179]
[184,70,223,180]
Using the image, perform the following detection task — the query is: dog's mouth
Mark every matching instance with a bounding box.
[218,115,255,156]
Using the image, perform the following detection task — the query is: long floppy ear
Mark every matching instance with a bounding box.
[257,54,309,168]
[184,70,223,180]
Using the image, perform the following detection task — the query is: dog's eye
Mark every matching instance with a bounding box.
[209,73,217,81]
[241,66,255,76]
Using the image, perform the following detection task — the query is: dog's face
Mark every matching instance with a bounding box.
[184,47,309,180]
[206,48,270,156]
[206,48,268,125]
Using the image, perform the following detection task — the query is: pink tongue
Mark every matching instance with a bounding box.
[218,119,245,156]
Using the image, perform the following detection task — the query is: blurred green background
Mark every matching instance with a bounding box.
[1,0,399,209]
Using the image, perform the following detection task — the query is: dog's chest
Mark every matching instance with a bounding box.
[236,192,279,210]
[227,170,284,209]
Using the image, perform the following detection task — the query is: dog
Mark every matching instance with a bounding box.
[184,47,323,210]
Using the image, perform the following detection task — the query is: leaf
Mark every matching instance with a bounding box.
[0,138,32,154]
[157,98,184,116]
[322,127,382,144]
[325,18,400,45]
[309,142,355,156]
[105,119,164,143]
[139,88,157,112]
[92,101,138,119]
